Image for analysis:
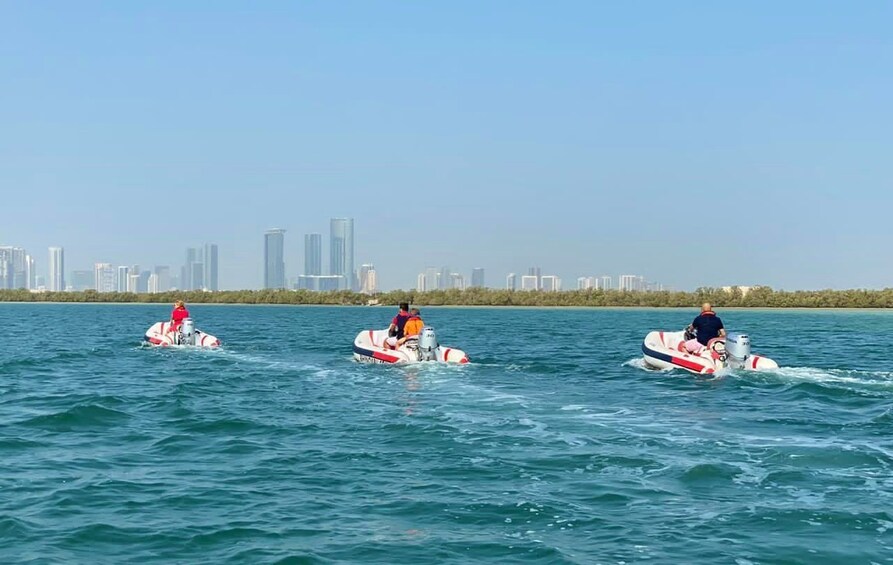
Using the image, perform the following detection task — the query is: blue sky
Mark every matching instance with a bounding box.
[2,1,891,290]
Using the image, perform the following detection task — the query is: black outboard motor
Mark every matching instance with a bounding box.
[724,332,751,368]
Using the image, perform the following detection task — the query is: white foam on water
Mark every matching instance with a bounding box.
[749,366,893,390]
[623,357,673,372]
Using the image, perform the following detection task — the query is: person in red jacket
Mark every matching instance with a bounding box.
[170,300,190,332]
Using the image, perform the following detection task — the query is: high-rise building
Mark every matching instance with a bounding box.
[304,233,322,276]
[471,268,485,288]
[71,270,93,291]
[154,266,171,293]
[117,266,131,292]
[450,273,466,290]
[0,248,10,289]
[528,267,542,290]
[424,267,439,291]
[148,273,159,294]
[128,273,140,293]
[94,263,115,293]
[506,273,517,291]
[264,229,286,289]
[541,275,561,292]
[438,266,452,290]
[48,247,65,292]
[0,247,28,289]
[183,247,204,291]
[619,274,646,291]
[521,275,538,291]
[417,273,427,292]
[137,271,150,293]
[358,264,376,294]
[577,276,593,290]
[25,254,35,290]
[600,276,613,290]
[203,243,219,291]
[329,218,355,290]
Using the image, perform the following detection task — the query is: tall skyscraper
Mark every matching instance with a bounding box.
[138,270,151,293]
[264,229,286,289]
[0,247,12,289]
[600,275,613,290]
[154,266,171,292]
[506,273,517,291]
[471,268,485,288]
[148,273,160,294]
[424,267,438,291]
[128,273,140,293]
[94,263,115,293]
[25,254,35,290]
[203,243,219,291]
[183,247,203,291]
[329,218,355,291]
[117,266,131,292]
[0,247,28,289]
[417,273,427,292]
[438,266,452,290]
[304,233,323,276]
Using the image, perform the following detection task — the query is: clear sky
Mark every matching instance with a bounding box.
[2,1,891,290]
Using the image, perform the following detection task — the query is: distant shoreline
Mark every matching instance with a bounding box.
[1,288,892,309]
[3,302,893,313]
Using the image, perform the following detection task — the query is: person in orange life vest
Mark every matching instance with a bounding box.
[396,309,424,347]
[384,302,411,350]
[170,300,190,332]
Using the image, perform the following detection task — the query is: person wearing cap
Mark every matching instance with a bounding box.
[170,300,190,332]
[682,302,725,353]
[397,308,425,347]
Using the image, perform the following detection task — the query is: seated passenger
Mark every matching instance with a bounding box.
[170,300,190,332]
[396,309,424,347]
[682,302,725,353]
[384,302,411,350]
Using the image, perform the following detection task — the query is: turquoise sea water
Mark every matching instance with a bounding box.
[1,304,892,564]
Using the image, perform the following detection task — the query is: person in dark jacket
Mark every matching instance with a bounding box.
[384,302,411,350]
[682,302,725,353]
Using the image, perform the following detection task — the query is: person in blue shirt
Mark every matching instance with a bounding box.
[682,303,725,353]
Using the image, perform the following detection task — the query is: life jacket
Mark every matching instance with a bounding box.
[393,312,411,339]
[171,307,189,328]
[403,316,424,338]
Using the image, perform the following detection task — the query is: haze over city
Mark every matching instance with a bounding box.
[3,2,892,291]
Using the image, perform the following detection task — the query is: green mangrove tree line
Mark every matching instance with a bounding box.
[3,287,893,308]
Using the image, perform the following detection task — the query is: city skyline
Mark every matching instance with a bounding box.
[0,235,762,294]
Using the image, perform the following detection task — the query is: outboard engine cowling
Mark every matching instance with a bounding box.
[418,326,438,361]
[179,318,196,346]
[724,332,751,367]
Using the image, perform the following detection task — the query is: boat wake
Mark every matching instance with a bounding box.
[626,356,893,391]
[747,366,893,390]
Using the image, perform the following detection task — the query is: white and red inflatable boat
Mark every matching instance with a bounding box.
[353,326,468,364]
[144,318,220,348]
[642,330,777,375]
